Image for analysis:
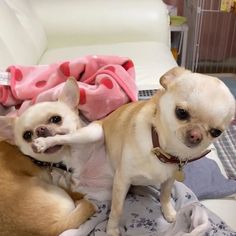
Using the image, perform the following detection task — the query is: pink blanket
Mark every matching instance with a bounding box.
[0,55,137,121]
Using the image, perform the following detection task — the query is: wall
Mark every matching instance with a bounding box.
[163,0,184,15]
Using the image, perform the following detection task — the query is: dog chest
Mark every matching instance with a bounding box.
[129,154,176,186]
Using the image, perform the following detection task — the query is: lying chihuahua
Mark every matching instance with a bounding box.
[0,77,113,202]
[0,141,95,236]
[4,68,235,236]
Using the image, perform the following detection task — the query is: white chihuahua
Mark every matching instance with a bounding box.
[0,77,113,201]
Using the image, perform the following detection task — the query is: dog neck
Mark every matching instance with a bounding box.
[151,126,211,165]
[28,156,73,173]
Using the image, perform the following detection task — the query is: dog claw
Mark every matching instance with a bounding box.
[32,139,47,153]
[31,143,39,153]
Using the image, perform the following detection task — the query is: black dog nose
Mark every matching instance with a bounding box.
[35,126,52,137]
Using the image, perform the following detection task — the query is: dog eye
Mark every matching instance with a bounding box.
[49,115,62,124]
[175,107,190,120]
[209,128,222,138]
[23,130,33,142]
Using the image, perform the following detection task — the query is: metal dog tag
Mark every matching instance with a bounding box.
[174,164,185,182]
[174,169,185,182]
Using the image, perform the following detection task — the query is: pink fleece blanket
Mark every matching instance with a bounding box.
[0,55,137,121]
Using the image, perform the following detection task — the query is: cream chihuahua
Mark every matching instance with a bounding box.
[0,77,114,202]
[101,67,235,236]
[3,68,235,236]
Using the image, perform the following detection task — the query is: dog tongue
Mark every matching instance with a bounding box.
[45,145,62,154]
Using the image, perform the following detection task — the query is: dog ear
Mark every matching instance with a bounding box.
[160,67,186,90]
[0,116,16,144]
[59,77,80,109]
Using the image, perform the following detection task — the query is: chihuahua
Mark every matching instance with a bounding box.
[0,141,95,236]
[0,77,113,202]
[100,67,235,235]
[14,68,235,236]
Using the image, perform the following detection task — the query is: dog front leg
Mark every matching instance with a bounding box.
[66,122,103,144]
[107,170,130,236]
[32,123,103,153]
[160,177,176,222]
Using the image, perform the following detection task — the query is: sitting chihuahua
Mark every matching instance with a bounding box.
[4,68,235,236]
[101,67,235,236]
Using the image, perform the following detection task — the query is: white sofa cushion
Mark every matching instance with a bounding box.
[0,0,47,68]
[0,38,14,69]
[30,0,170,49]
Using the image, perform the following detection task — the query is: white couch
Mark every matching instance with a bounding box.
[0,0,235,231]
[0,0,176,90]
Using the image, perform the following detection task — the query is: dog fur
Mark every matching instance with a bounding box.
[100,67,235,235]
[0,78,97,235]
[1,68,234,236]
[0,141,95,236]
[0,78,113,202]
[28,68,235,236]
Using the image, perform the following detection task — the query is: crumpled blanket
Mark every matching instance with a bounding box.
[60,182,236,236]
[0,55,137,121]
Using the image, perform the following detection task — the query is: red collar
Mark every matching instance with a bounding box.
[151,126,211,165]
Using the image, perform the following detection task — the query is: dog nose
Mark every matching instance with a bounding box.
[35,126,52,137]
[186,128,202,145]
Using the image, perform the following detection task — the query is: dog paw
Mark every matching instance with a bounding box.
[164,211,176,223]
[32,138,47,153]
[106,221,120,236]
[163,207,176,223]
[106,228,120,236]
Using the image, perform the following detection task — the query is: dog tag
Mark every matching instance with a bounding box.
[175,170,185,182]
[174,165,185,182]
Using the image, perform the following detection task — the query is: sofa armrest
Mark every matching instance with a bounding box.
[0,0,47,67]
[29,0,171,49]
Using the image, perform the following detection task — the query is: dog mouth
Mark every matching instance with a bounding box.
[44,145,63,154]
[184,142,199,148]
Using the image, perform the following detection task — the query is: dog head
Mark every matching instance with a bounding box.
[0,77,81,162]
[157,67,235,160]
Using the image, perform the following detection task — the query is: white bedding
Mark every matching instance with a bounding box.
[60,182,236,236]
